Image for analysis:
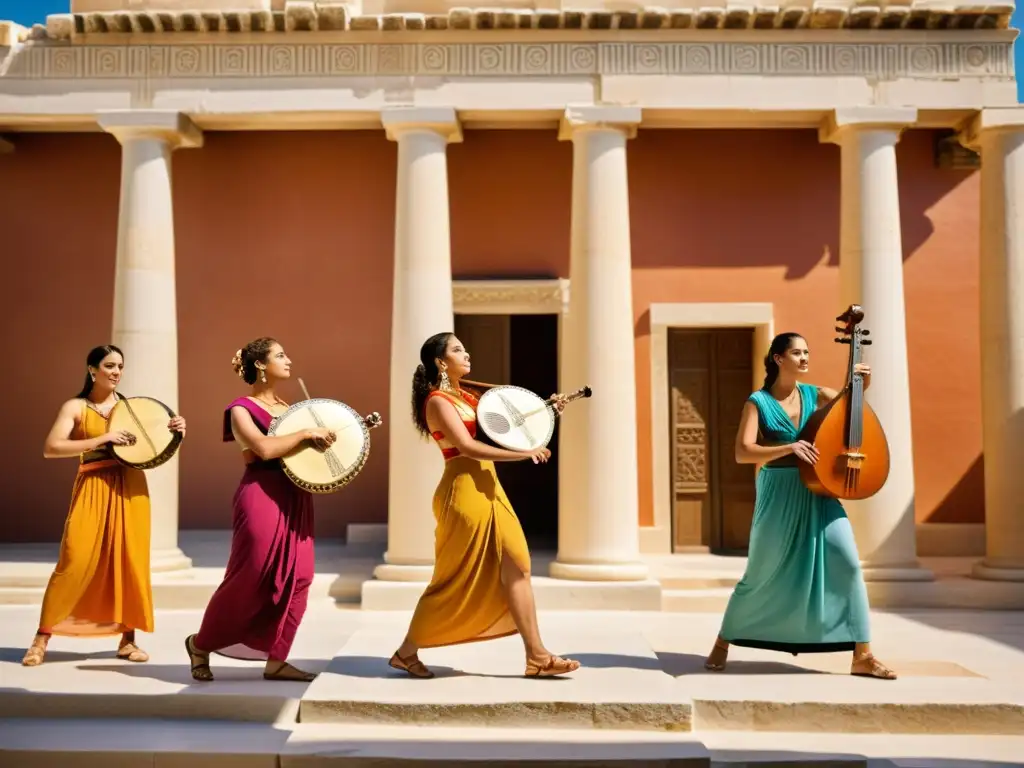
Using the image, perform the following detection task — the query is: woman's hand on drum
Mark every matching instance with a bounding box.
[790,440,819,465]
[105,429,136,447]
[168,416,187,437]
[306,427,336,451]
[524,446,551,464]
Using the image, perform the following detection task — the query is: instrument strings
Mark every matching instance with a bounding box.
[297,378,345,477]
[120,397,159,456]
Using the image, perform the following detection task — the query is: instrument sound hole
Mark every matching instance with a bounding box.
[482,413,511,434]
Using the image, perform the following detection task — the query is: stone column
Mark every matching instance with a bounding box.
[961,108,1024,582]
[552,106,648,581]
[98,111,202,573]
[374,107,462,582]
[820,108,931,582]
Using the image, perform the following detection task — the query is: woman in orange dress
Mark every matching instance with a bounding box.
[21,344,186,666]
[388,332,579,679]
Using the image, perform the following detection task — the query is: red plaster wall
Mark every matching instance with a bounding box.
[0,127,981,544]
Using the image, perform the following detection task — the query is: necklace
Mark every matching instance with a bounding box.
[252,394,284,409]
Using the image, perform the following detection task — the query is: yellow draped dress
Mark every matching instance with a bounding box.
[405,389,531,648]
[37,401,154,636]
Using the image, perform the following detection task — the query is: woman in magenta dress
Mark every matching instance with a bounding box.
[184,337,335,682]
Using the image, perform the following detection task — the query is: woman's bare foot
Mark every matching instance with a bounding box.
[525,653,580,678]
[117,631,149,663]
[21,633,49,667]
[263,660,317,682]
[851,653,897,680]
[704,637,730,672]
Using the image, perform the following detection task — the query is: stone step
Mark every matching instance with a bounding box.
[2,719,1023,768]
[299,628,689,730]
[361,576,664,611]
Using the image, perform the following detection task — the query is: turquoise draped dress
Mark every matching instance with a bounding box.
[719,382,871,654]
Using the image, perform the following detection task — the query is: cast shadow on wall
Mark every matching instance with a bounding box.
[628,128,975,280]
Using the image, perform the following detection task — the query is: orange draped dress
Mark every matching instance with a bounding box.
[405,389,532,649]
[37,401,154,636]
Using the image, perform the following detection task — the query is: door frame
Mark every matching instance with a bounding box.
[644,303,774,555]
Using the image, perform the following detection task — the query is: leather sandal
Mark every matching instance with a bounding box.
[704,638,730,672]
[116,642,150,663]
[525,654,580,678]
[263,661,317,682]
[851,653,897,680]
[185,634,214,682]
[389,651,434,679]
[21,644,46,667]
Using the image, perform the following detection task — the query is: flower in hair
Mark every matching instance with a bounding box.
[231,349,244,378]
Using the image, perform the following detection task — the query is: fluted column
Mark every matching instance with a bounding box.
[820,107,932,582]
[98,111,202,573]
[961,108,1024,582]
[552,106,648,581]
[375,107,461,582]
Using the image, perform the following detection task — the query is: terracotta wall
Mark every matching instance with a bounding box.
[0,127,981,544]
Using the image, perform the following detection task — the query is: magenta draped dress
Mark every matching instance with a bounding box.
[195,398,315,661]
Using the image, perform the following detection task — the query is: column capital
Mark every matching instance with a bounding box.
[381,106,462,144]
[958,107,1024,151]
[558,105,642,142]
[97,111,203,149]
[0,136,13,154]
[819,107,918,146]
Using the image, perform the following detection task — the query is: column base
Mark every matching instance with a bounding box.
[971,558,1024,582]
[150,547,192,573]
[372,563,434,582]
[548,560,649,582]
[860,562,935,582]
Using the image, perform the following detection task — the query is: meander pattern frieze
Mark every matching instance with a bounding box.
[1,40,1012,79]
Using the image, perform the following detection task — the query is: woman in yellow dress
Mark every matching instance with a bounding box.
[21,344,186,666]
[388,332,580,679]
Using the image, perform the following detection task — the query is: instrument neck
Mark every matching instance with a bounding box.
[846,333,864,452]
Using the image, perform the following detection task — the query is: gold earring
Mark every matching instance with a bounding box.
[260,369,267,384]
[439,369,451,392]
[90,373,95,382]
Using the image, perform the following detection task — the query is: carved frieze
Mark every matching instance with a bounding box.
[1,40,1013,80]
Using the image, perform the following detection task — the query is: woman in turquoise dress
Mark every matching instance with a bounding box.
[703,332,896,680]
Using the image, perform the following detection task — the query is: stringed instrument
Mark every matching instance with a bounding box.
[797,304,890,499]
[461,379,592,451]
[267,378,382,494]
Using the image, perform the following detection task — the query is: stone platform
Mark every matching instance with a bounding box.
[4,531,1023,612]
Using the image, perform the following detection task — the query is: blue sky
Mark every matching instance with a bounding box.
[5,0,1023,101]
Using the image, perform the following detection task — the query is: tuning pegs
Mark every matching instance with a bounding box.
[861,339,872,345]
[835,337,851,344]
[835,326,846,333]
[861,330,871,336]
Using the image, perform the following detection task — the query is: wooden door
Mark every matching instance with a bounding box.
[453,314,510,385]
[669,328,756,553]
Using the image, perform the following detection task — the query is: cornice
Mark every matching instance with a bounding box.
[29,4,1018,41]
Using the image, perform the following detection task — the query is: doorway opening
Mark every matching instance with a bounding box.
[454,313,560,550]
[668,327,757,555]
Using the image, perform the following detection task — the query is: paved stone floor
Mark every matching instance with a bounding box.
[1,603,1023,766]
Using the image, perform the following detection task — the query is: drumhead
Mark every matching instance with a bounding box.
[477,385,557,452]
[269,398,371,493]
[108,396,182,470]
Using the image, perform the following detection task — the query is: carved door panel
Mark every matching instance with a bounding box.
[669,331,712,551]
[669,328,755,553]
[453,314,510,385]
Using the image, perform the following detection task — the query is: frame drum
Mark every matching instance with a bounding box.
[108,396,183,470]
[476,385,559,452]
[268,398,374,494]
